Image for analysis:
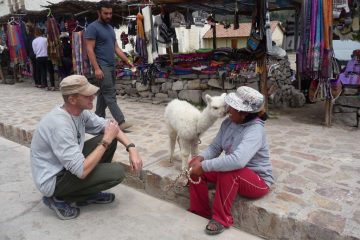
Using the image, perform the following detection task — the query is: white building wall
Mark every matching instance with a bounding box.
[24,0,61,11]
[271,26,284,47]
[0,0,100,16]
[187,25,211,52]
[0,0,10,16]
[24,0,99,11]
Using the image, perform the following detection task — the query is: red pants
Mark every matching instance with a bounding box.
[189,168,269,227]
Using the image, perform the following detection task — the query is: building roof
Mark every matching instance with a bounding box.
[203,21,283,39]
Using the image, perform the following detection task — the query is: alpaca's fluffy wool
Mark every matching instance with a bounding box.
[164,93,226,169]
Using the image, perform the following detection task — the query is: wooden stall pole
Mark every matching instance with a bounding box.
[258,55,268,111]
[166,46,173,66]
[212,14,216,49]
[294,7,301,91]
[325,99,333,126]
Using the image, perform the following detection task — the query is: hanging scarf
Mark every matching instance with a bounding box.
[135,12,148,60]
[47,17,62,66]
[7,23,27,65]
[297,0,334,100]
[72,30,91,75]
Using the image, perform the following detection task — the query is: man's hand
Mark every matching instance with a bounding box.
[95,68,104,80]
[129,148,143,174]
[103,119,119,142]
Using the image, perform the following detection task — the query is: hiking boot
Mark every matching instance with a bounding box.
[71,192,115,207]
[119,121,133,130]
[42,196,80,220]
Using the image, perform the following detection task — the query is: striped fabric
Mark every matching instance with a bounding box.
[47,17,62,66]
[297,0,334,100]
[71,30,91,75]
[7,23,27,65]
[135,12,148,60]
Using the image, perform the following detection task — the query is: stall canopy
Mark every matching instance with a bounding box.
[42,0,161,28]
[153,0,302,15]
[0,0,302,25]
[0,10,48,24]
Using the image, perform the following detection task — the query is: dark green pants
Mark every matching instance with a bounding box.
[53,135,125,202]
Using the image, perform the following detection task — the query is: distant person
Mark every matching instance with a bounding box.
[85,0,134,131]
[188,86,274,235]
[59,32,73,79]
[30,75,143,220]
[26,25,37,87]
[32,28,56,90]
[0,44,6,84]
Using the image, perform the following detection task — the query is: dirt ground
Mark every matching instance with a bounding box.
[270,100,359,130]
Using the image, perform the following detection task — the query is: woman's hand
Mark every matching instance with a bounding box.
[188,155,204,166]
[189,160,203,176]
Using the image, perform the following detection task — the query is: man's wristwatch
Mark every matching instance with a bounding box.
[98,139,110,149]
[126,143,135,152]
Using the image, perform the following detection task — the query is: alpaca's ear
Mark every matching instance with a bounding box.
[221,93,226,98]
[205,94,212,104]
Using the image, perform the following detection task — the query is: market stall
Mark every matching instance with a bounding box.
[113,0,303,110]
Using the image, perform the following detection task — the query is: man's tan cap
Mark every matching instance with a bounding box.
[60,75,99,96]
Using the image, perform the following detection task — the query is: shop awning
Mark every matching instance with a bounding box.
[0,9,48,24]
[152,0,302,15]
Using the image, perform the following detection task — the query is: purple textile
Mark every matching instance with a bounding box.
[344,60,360,74]
[338,73,360,85]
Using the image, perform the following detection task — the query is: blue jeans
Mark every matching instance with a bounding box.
[95,66,125,124]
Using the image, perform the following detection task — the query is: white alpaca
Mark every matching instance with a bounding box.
[164,93,226,169]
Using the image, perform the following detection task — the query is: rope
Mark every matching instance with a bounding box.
[165,167,201,193]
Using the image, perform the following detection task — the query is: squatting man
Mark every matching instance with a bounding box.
[30,74,143,220]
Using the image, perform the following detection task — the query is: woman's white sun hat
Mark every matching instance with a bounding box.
[225,86,264,113]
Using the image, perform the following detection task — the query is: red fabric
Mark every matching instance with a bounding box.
[189,168,269,227]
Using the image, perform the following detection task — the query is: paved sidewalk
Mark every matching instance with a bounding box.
[0,137,260,240]
[1,80,360,239]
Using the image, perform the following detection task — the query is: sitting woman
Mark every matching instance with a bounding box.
[188,86,274,235]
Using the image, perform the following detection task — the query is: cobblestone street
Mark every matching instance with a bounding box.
[1,80,360,239]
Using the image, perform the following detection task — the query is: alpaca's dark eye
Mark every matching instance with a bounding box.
[213,107,218,110]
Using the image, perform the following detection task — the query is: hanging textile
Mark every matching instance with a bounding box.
[135,12,148,60]
[47,17,62,66]
[0,25,7,46]
[72,30,91,75]
[297,0,333,100]
[6,23,27,65]
[142,6,158,64]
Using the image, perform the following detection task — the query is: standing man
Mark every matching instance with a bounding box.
[30,75,143,220]
[32,28,56,90]
[85,0,133,130]
[0,44,6,84]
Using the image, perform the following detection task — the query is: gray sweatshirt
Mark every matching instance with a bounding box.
[201,117,274,187]
[30,106,106,197]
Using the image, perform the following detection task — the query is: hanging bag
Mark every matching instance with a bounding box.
[247,1,262,51]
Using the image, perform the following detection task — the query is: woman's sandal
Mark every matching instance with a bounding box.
[205,219,225,235]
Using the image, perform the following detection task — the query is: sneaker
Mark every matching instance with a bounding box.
[42,196,80,220]
[119,121,133,130]
[72,192,115,207]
